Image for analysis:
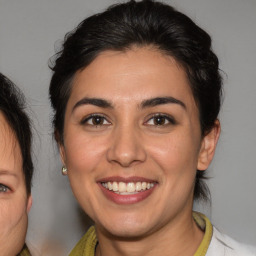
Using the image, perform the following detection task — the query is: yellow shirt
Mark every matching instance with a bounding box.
[18,244,31,256]
[69,212,213,256]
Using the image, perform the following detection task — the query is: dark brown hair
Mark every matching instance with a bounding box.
[49,0,222,201]
[0,73,33,194]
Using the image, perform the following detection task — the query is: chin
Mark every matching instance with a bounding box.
[96,216,154,240]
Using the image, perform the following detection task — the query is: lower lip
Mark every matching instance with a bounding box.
[99,184,156,205]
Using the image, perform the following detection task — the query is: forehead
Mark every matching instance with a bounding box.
[70,47,195,107]
[0,112,15,142]
[0,112,22,174]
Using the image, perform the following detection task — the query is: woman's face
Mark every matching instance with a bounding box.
[0,112,32,255]
[61,47,219,238]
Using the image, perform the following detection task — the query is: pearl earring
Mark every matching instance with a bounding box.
[62,166,68,176]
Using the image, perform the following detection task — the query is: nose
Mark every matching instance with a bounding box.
[106,124,146,167]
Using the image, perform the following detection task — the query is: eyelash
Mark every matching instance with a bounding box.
[80,114,111,126]
[0,184,10,193]
[80,113,176,127]
[145,113,176,126]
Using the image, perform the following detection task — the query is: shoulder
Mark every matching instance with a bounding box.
[206,227,256,256]
[69,226,97,256]
[18,244,32,256]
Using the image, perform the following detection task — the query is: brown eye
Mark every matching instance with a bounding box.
[146,114,176,126]
[81,114,111,126]
[91,116,105,125]
[153,116,166,125]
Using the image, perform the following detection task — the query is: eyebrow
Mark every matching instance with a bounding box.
[140,97,186,109]
[72,96,186,112]
[72,97,113,112]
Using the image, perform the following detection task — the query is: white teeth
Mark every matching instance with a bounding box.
[119,182,126,192]
[112,182,118,192]
[127,182,135,193]
[141,182,147,190]
[107,182,112,190]
[136,182,142,191]
[102,181,155,194]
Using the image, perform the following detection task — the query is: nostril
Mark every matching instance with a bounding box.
[106,137,146,167]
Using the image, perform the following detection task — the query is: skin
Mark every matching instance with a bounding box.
[60,47,220,256]
[0,113,32,256]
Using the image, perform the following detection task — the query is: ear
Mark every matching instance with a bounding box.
[197,120,221,171]
[26,195,33,213]
[59,143,67,166]
[55,130,67,166]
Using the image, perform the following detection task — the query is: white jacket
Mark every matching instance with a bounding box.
[206,227,256,255]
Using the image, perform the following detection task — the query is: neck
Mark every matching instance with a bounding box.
[95,210,204,256]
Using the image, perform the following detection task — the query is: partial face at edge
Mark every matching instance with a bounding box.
[60,47,219,238]
[0,112,32,256]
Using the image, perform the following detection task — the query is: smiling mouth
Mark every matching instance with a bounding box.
[101,181,155,195]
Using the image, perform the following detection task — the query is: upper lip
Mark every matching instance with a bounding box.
[97,176,157,183]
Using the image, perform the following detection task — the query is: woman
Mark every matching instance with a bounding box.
[0,73,33,256]
[49,1,255,255]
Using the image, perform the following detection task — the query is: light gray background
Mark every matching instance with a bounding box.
[0,0,255,255]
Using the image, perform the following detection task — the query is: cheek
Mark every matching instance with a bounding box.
[64,133,109,208]
[65,134,107,174]
[148,135,199,207]
[146,131,201,204]
[0,199,28,239]
[148,132,200,174]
